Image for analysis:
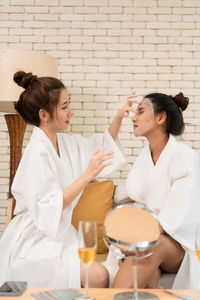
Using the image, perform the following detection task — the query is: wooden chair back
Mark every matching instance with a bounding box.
[6,197,16,226]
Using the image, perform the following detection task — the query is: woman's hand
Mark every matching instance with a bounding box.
[85,149,114,181]
[117,91,139,119]
[108,91,139,140]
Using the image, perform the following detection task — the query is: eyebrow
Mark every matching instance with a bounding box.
[61,98,71,105]
[137,107,145,111]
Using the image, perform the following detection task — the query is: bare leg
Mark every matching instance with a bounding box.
[112,233,185,288]
[80,261,109,288]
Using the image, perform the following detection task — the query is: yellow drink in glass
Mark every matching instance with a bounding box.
[78,247,96,267]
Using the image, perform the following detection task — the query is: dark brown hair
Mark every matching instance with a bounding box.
[13,71,65,126]
[144,92,189,136]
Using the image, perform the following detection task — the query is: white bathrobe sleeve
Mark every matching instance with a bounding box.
[12,146,63,240]
[72,129,127,177]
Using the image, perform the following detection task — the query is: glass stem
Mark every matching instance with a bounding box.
[133,259,138,300]
[85,266,89,297]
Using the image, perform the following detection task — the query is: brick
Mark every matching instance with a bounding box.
[83,29,107,36]
[182,30,200,37]
[158,59,181,66]
[109,15,132,21]
[171,22,195,29]
[34,44,57,51]
[158,15,182,22]
[60,0,83,5]
[70,51,93,58]
[74,7,98,14]
[146,81,169,88]
[108,29,132,36]
[95,36,118,43]
[74,66,97,73]
[25,6,48,13]
[70,118,83,125]
[134,14,157,21]
[83,88,106,95]
[99,7,122,13]
[1,5,24,12]
[58,29,82,35]
[107,44,132,51]
[133,0,157,7]
[132,29,156,36]
[69,36,93,43]
[72,80,96,87]
[173,8,196,14]
[147,22,170,29]
[148,7,171,14]
[144,52,168,58]
[21,36,44,42]
[35,0,58,5]
[84,14,108,21]
[0,13,9,20]
[83,44,106,50]
[94,51,117,59]
[0,20,22,27]
[35,14,58,21]
[71,21,96,29]
[97,80,120,88]
[119,52,143,59]
[11,0,34,4]
[97,22,120,29]
[94,96,119,103]
[158,0,182,6]
[85,0,107,5]
[173,66,196,73]
[133,59,157,66]
[84,58,107,65]
[0,36,19,42]
[159,74,181,80]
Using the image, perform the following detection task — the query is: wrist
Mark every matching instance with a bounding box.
[82,171,93,184]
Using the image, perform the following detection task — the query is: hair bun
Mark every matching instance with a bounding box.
[173,92,189,111]
[13,71,37,89]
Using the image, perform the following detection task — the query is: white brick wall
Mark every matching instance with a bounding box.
[0,0,200,235]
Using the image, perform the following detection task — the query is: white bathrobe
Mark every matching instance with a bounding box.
[106,135,200,289]
[0,126,126,288]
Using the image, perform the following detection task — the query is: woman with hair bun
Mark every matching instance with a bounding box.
[106,92,200,289]
[0,71,136,288]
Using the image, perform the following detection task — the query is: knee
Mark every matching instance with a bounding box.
[90,264,109,288]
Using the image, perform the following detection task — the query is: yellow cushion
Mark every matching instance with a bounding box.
[72,180,114,254]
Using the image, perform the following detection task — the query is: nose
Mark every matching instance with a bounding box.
[68,104,74,117]
[131,113,136,123]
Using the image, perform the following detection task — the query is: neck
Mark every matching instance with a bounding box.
[39,124,59,155]
[148,132,169,165]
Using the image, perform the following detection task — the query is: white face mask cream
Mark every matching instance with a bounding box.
[144,98,154,115]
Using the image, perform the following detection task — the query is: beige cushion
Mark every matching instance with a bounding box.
[72,180,114,254]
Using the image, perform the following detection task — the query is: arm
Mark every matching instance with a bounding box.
[63,149,113,209]
[108,91,138,140]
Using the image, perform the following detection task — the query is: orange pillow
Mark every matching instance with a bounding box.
[72,180,114,254]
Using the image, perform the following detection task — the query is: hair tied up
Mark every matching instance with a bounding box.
[172,92,189,112]
[13,71,37,89]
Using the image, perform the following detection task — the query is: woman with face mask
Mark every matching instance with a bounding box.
[107,92,200,289]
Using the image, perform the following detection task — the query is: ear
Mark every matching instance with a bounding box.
[156,111,167,125]
[39,109,50,122]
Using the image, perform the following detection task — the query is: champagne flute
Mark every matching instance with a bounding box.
[78,221,97,299]
[195,224,200,262]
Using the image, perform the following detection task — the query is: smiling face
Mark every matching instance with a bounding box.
[50,88,73,132]
[132,98,159,138]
